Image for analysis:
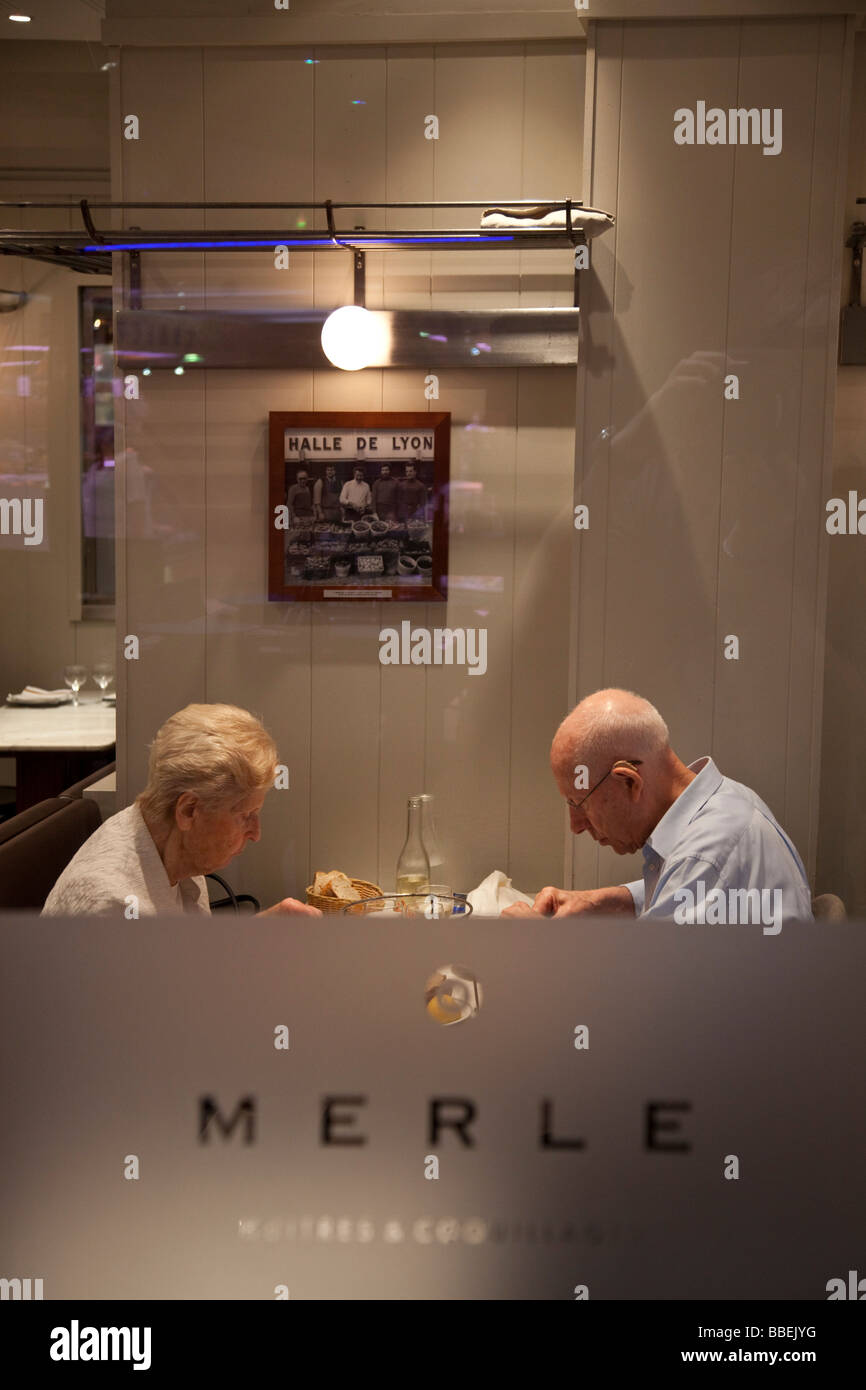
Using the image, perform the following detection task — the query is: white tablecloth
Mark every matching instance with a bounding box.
[0,700,116,751]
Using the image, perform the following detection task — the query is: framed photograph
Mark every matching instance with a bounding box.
[268,411,450,602]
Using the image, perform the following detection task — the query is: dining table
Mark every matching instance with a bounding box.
[0,696,116,813]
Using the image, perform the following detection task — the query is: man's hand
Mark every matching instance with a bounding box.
[258,898,323,917]
[502,885,637,918]
[500,900,542,917]
[501,887,595,917]
[526,886,601,917]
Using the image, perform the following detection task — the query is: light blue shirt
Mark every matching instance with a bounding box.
[625,757,813,928]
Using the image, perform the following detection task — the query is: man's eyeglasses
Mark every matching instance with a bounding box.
[568,759,643,812]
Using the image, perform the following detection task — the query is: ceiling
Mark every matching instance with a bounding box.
[1,0,863,46]
[1,0,104,42]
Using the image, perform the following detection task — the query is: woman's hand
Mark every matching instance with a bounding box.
[258,898,323,917]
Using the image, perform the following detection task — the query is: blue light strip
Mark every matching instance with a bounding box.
[81,234,515,252]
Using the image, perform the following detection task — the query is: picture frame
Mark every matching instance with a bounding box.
[268,411,450,602]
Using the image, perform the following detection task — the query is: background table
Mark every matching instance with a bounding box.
[0,698,116,812]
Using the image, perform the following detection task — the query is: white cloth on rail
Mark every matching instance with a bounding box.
[481,205,615,237]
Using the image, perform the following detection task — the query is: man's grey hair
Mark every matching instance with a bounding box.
[567,690,670,771]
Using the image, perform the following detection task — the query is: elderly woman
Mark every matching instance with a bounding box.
[42,703,320,918]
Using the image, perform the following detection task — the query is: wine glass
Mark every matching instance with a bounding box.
[63,665,88,707]
[92,662,114,695]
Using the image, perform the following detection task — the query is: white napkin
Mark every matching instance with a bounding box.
[467,869,534,916]
[7,686,73,704]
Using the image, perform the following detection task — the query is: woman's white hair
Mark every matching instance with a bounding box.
[560,689,670,773]
[137,703,278,826]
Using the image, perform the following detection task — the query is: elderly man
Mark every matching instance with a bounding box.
[286,467,315,527]
[42,704,320,918]
[504,689,813,923]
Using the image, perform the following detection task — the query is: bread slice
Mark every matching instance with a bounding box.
[330,874,361,902]
[312,869,335,896]
[312,869,361,902]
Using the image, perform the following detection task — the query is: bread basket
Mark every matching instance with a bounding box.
[305,877,383,914]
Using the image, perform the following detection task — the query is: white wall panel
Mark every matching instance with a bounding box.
[575,16,850,895]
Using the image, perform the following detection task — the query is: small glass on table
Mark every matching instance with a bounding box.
[92,662,114,695]
[63,665,88,707]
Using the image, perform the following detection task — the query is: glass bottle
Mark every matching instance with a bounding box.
[395,796,430,895]
[418,793,445,883]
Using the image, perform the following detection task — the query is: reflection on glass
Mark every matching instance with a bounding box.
[79,286,115,607]
[341,893,472,918]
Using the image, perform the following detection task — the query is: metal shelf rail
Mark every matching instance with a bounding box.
[0,197,595,276]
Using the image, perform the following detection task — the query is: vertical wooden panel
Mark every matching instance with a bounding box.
[787,16,852,878]
[111,51,129,808]
[431,44,524,311]
[118,47,207,800]
[378,51,436,888]
[509,367,576,890]
[203,46,316,312]
[305,373,384,885]
[198,48,319,906]
[313,47,388,317]
[424,44,527,890]
[377,371,431,893]
[421,369,518,891]
[520,44,585,309]
[383,46,435,311]
[571,22,623,892]
[202,372,315,908]
[607,19,734,740]
[715,19,821,826]
[306,50,388,885]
